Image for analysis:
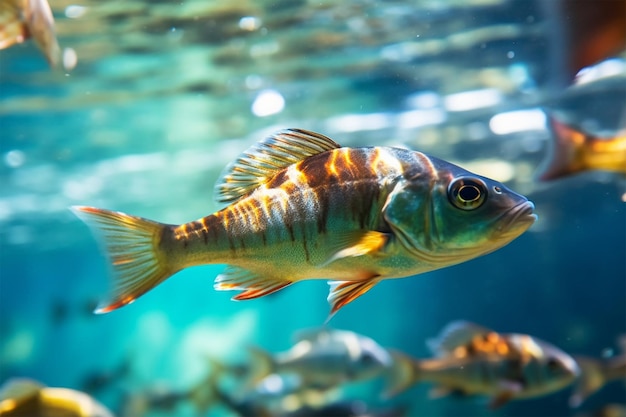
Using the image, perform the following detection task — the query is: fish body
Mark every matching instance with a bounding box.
[386,321,580,409]
[73,129,536,316]
[537,114,626,181]
[0,378,114,417]
[0,0,60,66]
[248,328,392,389]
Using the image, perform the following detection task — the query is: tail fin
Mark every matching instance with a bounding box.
[569,356,606,408]
[71,206,175,314]
[537,114,586,181]
[246,346,275,387]
[383,350,420,398]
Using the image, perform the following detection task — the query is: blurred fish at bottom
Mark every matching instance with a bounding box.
[570,335,626,408]
[575,404,626,417]
[0,378,114,417]
[385,321,580,409]
[0,0,59,67]
[247,328,392,391]
[537,114,626,182]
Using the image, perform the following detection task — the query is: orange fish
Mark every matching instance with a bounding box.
[72,129,536,317]
[537,114,626,181]
[0,0,60,67]
[386,321,580,409]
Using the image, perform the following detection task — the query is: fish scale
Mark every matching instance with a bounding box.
[71,128,535,316]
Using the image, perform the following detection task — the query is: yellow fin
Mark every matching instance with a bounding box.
[71,206,174,313]
[214,129,341,203]
[324,230,389,266]
[214,266,293,300]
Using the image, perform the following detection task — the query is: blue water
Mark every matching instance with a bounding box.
[1,1,625,416]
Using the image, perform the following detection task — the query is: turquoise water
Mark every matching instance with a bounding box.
[1,1,625,416]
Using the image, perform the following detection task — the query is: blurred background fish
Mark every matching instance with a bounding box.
[0,0,60,67]
[386,321,580,409]
[0,378,114,417]
[246,328,392,390]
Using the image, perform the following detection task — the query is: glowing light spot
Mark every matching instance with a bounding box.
[489,108,546,135]
[458,159,515,183]
[65,5,87,18]
[397,108,446,129]
[252,89,285,117]
[63,48,78,71]
[575,58,626,85]
[4,150,25,168]
[444,88,502,112]
[239,16,261,31]
[325,112,393,133]
[507,51,515,59]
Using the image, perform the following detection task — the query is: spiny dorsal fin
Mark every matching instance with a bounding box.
[214,129,341,203]
[426,320,494,356]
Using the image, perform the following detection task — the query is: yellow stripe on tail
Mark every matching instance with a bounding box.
[71,206,174,314]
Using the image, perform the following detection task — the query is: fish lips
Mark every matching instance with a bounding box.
[493,200,537,240]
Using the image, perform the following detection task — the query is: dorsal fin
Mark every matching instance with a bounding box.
[214,129,341,203]
[427,321,493,356]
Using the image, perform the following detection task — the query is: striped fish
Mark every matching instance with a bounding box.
[72,129,536,317]
[386,321,580,409]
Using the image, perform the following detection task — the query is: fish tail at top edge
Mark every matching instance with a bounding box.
[70,206,176,314]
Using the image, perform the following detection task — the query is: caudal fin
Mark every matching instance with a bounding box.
[536,114,587,181]
[383,350,420,398]
[569,356,606,408]
[71,206,174,314]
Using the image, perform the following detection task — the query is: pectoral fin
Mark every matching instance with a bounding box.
[214,266,292,300]
[488,381,522,410]
[323,230,389,266]
[327,276,381,320]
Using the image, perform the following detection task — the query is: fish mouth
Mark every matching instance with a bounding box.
[496,200,537,238]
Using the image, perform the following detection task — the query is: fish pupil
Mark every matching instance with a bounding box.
[459,185,480,202]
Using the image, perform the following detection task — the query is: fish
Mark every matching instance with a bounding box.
[537,114,626,181]
[0,0,60,67]
[0,378,114,417]
[71,129,536,317]
[385,321,580,409]
[569,335,626,408]
[246,328,392,390]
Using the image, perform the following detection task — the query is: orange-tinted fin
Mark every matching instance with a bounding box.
[488,390,516,410]
[0,0,60,67]
[71,206,174,314]
[214,266,292,300]
[426,320,493,356]
[536,115,587,181]
[383,350,420,398]
[326,276,381,320]
[214,129,341,203]
[0,1,27,50]
[323,230,389,266]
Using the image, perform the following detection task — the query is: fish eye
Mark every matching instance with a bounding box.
[448,177,487,210]
[546,358,561,371]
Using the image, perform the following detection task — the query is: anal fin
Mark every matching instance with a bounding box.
[327,276,381,320]
[214,266,292,300]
